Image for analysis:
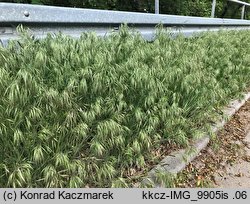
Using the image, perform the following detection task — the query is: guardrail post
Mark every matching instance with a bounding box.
[155,0,159,14]
[241,5,246,19]
[211,0,217,17]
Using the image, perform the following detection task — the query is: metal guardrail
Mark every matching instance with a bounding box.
[211,0,217,18]
[1,3,250,45]
[229,0,250,19]
[211,0,250,19]
[155,0,160,14]
[229,0,250,6]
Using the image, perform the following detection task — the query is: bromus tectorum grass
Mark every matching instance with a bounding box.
[0,26,250,187]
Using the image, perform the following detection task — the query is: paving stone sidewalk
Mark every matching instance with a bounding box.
[214,128,250,187]
[175,100,250,188]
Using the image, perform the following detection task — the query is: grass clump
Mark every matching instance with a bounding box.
[0,27,250,187]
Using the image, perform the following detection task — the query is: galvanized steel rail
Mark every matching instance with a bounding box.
[1,3,250,45]
[228,0,250,19]
[211,0,250,19]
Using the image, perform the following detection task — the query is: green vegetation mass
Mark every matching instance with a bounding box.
[0,28,250,187]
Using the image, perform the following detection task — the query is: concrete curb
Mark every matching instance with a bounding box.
[143,92,250,187]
